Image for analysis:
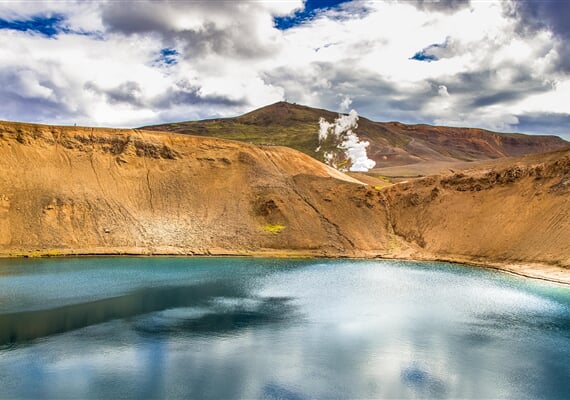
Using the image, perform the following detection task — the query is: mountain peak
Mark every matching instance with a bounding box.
[142,102,568,174]
[236,101,337,126]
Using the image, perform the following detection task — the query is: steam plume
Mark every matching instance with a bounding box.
[339,95,352,112]
[316,110,376,172]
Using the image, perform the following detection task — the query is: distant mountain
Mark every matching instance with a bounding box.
[142,101,568,170]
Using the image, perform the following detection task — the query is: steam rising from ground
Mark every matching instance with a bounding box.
[316,110,376,172]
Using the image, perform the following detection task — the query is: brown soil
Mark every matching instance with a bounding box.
[0,121,568,284]
[382,150,570,283]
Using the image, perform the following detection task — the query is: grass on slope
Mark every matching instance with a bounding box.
[143,102,410,163]
[142,102,569,168]
[164,120,321,156]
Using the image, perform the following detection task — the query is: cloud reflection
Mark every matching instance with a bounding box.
[0,259,569,399]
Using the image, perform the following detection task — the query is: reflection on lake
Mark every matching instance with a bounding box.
[0,257,569,399]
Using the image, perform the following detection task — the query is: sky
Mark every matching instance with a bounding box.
[0,0,569,140]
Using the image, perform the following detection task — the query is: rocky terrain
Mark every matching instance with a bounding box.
[383,149,570,283]
[143,102,568,172]
[0,120,568,283]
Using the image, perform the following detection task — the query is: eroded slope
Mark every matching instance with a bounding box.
[0,121,395,257]
[384,149,570,280]
[0,121,568,283]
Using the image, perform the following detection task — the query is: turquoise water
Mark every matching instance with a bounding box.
[0,257,569,399]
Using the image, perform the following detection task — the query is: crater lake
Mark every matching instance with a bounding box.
[1,257,569,399]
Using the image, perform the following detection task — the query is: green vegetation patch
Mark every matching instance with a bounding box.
[264,224,285,234]
[13,249,62,258]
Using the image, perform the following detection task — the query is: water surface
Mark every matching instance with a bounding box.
[0,257,569,399]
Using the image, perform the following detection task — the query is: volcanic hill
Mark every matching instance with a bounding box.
[143,101,568,174]
[0,120,568,283]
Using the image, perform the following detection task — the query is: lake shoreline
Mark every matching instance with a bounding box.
[1,247,568,286]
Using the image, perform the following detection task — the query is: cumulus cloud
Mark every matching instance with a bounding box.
[99,0,300,59]
[508,0,570,73]
[405,0,471,14]
[0,1,295,126]
[85,80,144,107]
[0,0,567,141]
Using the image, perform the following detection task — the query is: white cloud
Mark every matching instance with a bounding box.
[0,0,567,139]
[435,110,520,132]
[514,79,570,115]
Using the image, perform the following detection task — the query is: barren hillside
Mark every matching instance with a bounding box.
[143,102,568,171]
[0,121,395,258]
[0,121,568,283]
[383,149,570,282]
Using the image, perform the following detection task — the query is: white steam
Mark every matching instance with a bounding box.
[339,95,352,112]
[316,109,376,172]
[342,132,377,172]
[318,118,334,143]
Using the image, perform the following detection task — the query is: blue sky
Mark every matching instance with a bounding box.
[0,0,569,140]
[274,0,352,29]
[0,13,65,37]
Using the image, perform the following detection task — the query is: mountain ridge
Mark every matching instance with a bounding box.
[142,101,568,171]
